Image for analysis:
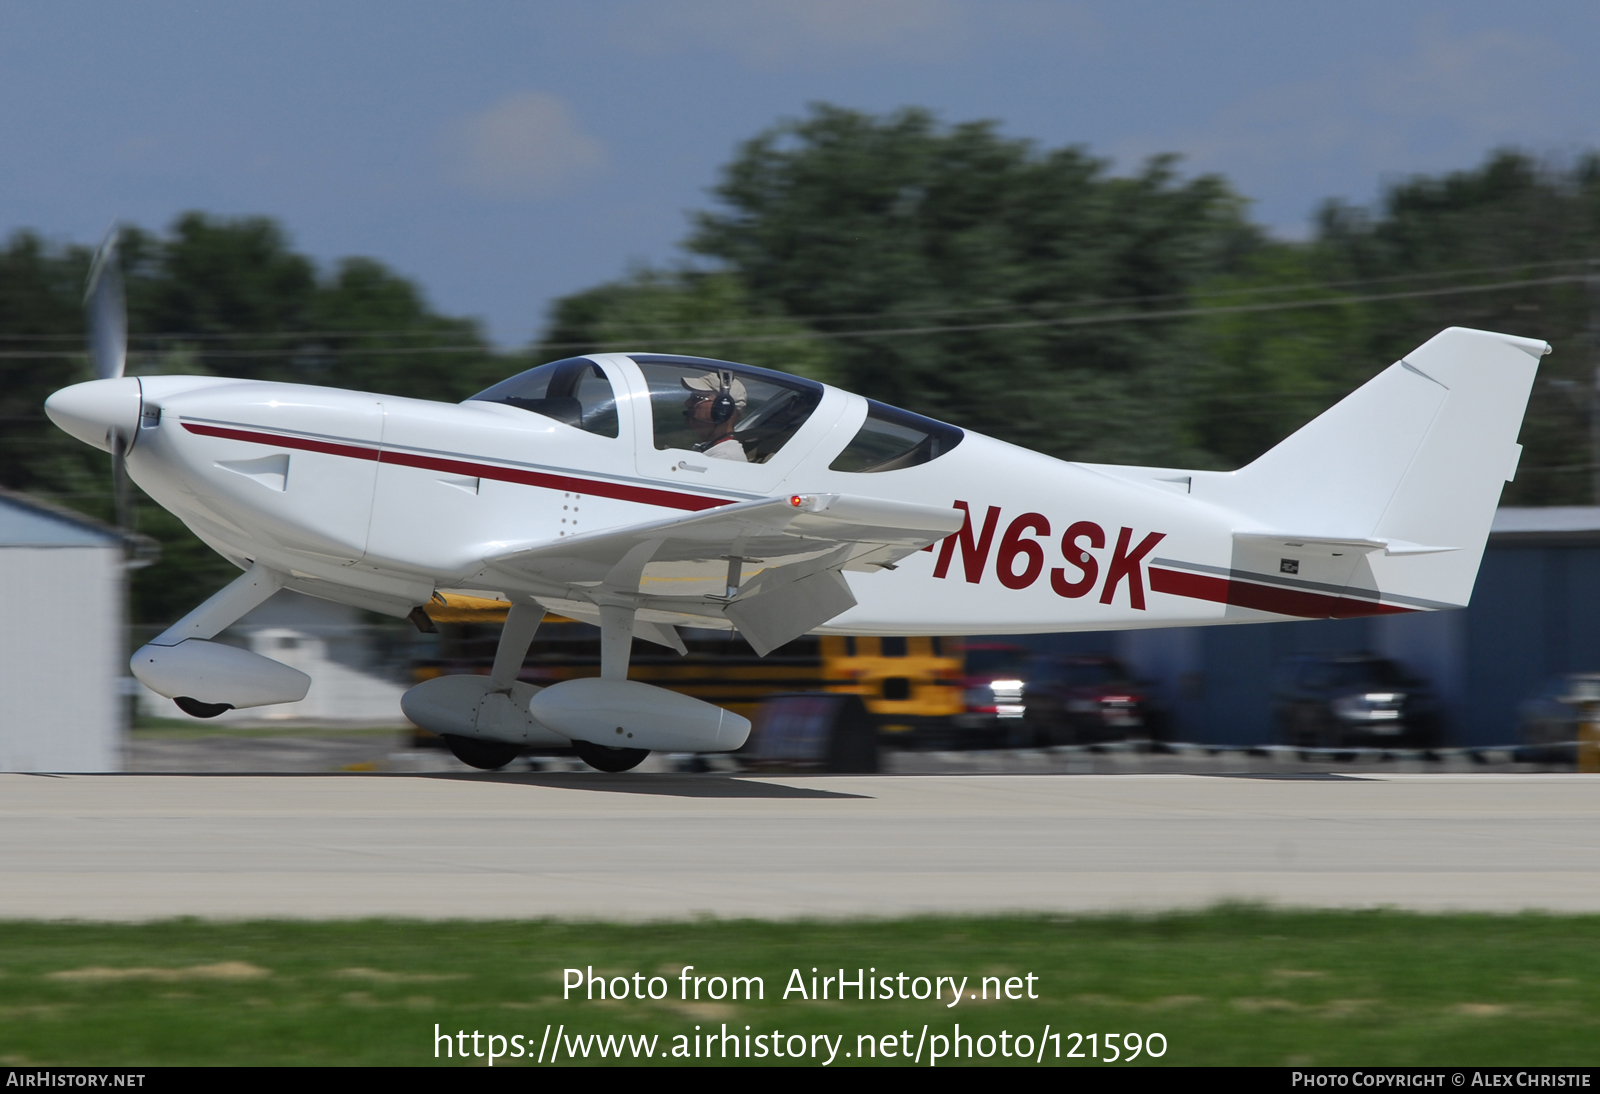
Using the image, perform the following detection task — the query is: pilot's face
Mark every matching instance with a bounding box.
[684,392,717,434]
[685,392,715,422]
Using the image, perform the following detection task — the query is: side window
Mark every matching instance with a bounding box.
[467,357,620,438]
[632,356,823,464]
[829,400,963,473]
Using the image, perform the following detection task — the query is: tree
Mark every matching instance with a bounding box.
[534,268,834,381]
[1193,150,1600,502]
[0,214,509,623]
[682,104,1262,465]
[0,231,105,511]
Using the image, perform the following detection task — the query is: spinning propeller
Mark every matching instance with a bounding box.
[85,227,132,531]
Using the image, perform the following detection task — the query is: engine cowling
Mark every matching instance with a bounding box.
[529,678,750,753]
[401,674,569,746]
[130,639,310,708]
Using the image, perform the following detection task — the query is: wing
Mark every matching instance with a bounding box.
[468,493,962,655]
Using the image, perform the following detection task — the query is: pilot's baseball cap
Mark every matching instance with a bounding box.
[681,371,748,407]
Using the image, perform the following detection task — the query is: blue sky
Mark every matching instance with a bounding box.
[3,1,1596,346]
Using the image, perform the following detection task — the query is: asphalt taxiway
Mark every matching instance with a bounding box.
[3,772,1597,920]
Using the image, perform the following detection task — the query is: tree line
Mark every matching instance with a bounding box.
[4,104,1598,623]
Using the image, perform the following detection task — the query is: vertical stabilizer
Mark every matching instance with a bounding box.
[1198,327,1545,610]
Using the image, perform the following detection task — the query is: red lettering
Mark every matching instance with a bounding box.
[1050,520,1105,598]
[996,513,1050,590]
[1099,526,1166,610]
[934,501,1001,584]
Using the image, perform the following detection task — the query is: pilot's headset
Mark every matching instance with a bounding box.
[709,370,737,424]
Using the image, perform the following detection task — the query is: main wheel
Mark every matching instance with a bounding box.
[175,696,232,719]
[572,740,650,773]
[441,734,522,771]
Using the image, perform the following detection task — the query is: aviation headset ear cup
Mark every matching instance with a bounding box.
[710,391,736,423]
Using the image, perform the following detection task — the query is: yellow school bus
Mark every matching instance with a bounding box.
[412,595,966,738]
[818,634,965,735]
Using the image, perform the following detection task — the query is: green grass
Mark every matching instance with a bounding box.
[129,717,405,738]
[1,909,1596,1066]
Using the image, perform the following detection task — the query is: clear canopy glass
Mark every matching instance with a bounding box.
[829,400,964,473]
[630,355,824,465]
[466,357,619,438]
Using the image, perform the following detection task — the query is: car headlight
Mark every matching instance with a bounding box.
[1331,692,1404,721]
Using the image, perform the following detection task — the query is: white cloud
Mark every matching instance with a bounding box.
[448,92,606,199]
[612,0,967,67]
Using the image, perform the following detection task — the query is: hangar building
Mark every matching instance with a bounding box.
[0,490,144,771]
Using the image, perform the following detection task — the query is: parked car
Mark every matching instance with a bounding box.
[1516,673,1600,761]
[1272,653,1439,748]
[950,642,1033,747]
[1021,655,1162,746]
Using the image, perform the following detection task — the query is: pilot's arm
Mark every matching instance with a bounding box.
[702,436,748,462]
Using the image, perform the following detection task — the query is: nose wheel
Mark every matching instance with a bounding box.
[174,696,233,719]
[572,741,649,772]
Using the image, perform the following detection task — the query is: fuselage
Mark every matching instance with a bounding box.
[46,351,1432,636]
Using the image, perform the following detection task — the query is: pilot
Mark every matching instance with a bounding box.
[681,371,749,462]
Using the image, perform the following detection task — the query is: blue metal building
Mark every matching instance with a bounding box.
[1030,508,1600,747]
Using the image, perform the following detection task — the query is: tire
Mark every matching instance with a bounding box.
[1285,707,1321,748]
[441,734,522,771]
[175,696,232,719]
[1063,715,1093,746]
[1405,716,1441,751]
[572,740,650,773]
[1021,711,1055,748]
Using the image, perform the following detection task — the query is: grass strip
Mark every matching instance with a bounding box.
[0,907,1596,1066]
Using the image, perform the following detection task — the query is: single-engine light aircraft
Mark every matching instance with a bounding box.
[45,234,1546,771]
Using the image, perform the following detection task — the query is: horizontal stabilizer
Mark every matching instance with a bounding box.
[1233,532,1458,556]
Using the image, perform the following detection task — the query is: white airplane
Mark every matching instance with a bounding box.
[45,234,1546,771]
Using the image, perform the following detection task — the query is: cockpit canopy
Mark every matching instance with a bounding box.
[468,353,962,472]
[828,399,964,473]
[631,354,822,465]
[466,357,619,438]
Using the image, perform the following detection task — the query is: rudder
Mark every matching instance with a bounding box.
[1200,326,1545,610]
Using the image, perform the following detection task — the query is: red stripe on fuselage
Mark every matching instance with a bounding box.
[181,421,734,512]
[1148,565,1416,618]
[376,448,731,511]
[183,422,381,463]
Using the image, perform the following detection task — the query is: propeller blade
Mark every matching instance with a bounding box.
[109,428,133,532]
[85,226,127,381]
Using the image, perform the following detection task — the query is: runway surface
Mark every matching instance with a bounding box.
[3,772,1597,920]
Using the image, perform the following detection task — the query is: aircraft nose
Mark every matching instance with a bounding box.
[44,377,143,452]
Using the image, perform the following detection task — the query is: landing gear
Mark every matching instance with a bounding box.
[174,696,232,719]
[572,740,650,772]
[433,602,545,772]
[442,734,522,771]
